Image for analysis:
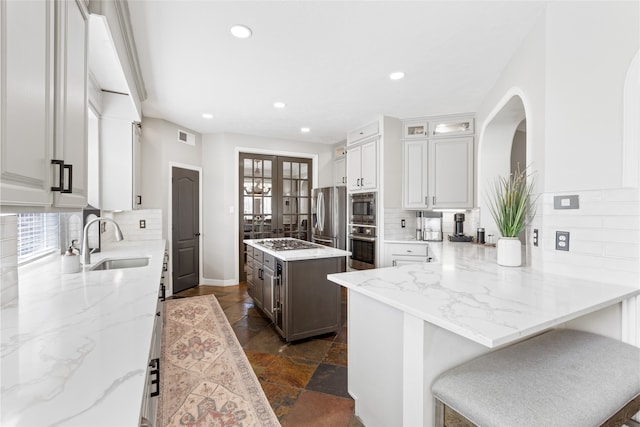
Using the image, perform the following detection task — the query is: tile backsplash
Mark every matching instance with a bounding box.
[384,208,480,241]
[101,209,163,248]
[540,188,639,287]
[1,215,19,306]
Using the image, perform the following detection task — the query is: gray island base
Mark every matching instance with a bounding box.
[244,238,350,342]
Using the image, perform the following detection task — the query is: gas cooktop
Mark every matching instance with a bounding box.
[257,239,319,251]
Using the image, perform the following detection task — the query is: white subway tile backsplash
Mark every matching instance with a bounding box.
[101,209,163,248]
[1,215,19,306]
[541,188,640,285]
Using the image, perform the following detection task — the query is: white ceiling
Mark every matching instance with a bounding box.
[124,1,547,144]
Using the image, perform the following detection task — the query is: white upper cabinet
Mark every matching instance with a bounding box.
[403,139,429,209]
[428,115,474,138]
[53,0,89,208]
[98,92,141,211]
[347,121,379,146]
[1,0,89,210]
[403,119,429,139]
[428,137,474,209]
[347,138,377,192]
[334,156,346,186]
[1,0,55,207]
[402,114,475,210]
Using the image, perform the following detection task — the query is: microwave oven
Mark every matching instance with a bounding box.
[350,192,376,225]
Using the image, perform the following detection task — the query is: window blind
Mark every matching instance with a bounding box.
[17,213,59,264]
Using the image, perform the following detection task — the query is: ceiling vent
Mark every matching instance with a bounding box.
[177,130,195,146]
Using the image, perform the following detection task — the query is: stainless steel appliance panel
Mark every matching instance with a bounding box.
[350,192,376,225]
[311,186,347,250]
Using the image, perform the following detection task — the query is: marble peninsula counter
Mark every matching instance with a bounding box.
[327,241,640,427]
[1,240,166,427]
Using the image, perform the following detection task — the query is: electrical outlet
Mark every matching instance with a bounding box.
[555,231,570,251]
[139,219,146,229]
[533,229,539,247]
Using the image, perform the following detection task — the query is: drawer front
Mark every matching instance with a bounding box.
[253,248,264,264]
[348,121,379,145]
[263,253,275,271]
[388,243,428,257]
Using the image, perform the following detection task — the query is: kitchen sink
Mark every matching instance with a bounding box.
[90,257,150,271]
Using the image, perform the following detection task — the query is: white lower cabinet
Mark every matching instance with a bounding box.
[383,242,431,267]
[140,250,167,427]
[402,136,474,209]
[1,0,88,210]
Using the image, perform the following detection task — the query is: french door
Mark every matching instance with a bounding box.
[239,153,312,281]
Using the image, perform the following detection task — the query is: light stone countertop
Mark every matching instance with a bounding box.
[1,239,166,427]
[328,240,640,348]
[244,238,350,261]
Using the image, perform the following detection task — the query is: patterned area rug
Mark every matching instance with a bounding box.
[158,295,280,426]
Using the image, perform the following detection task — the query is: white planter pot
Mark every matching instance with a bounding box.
[497,237,522,267]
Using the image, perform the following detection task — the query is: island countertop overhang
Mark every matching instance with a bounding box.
[328,242,640,348]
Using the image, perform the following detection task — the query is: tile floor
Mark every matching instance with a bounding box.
[172,283,364,427]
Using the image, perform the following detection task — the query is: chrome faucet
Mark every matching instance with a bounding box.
[82,217,124,265]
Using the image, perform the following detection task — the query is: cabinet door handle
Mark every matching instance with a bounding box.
[51,160,72,193]
[62,163,72,193]
[432,196,436,205]
[149,358,160,397]
[136,195,142,205]
[51,160,64,191]
[270,275,276,312]
[392,260,397,267]
[425,196,428,205]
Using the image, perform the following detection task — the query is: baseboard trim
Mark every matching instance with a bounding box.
[200,278,238,287]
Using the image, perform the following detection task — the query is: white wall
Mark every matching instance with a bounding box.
[139,117,203,239]
[201,133,334,285]
[475,2,639,342]
[545,2,639,192]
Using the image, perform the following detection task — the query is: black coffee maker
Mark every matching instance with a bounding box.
[448,213,473,242]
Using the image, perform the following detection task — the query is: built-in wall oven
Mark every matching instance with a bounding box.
[349,192,377,270]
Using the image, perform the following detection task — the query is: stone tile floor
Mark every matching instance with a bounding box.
[172,283,364,427]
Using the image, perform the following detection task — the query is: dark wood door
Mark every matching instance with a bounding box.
[238,153,312,282]
[172,167,200,293]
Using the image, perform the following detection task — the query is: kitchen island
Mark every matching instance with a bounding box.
[327,241,640,427]
[1,240,166,427]
[244,238,350,341]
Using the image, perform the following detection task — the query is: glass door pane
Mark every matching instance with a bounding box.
[239,153,312,281]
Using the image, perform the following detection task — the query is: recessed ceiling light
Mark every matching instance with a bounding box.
[202,113,213,119]
[301,127,310,133]
[273,102,286,109]
[389,71,405,80]
[230,25,252,39]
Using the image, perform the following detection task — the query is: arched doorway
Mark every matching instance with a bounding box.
[477,92,530,241]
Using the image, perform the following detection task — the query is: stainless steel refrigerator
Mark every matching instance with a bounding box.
[311,186,347,249]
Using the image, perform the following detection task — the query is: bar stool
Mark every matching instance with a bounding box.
[432,329,640,427]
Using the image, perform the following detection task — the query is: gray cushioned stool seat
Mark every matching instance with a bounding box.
[432,329,640,427]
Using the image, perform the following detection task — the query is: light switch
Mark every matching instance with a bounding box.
[553,195,579,210]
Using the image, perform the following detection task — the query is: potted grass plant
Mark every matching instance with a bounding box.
[487,166,538,266]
